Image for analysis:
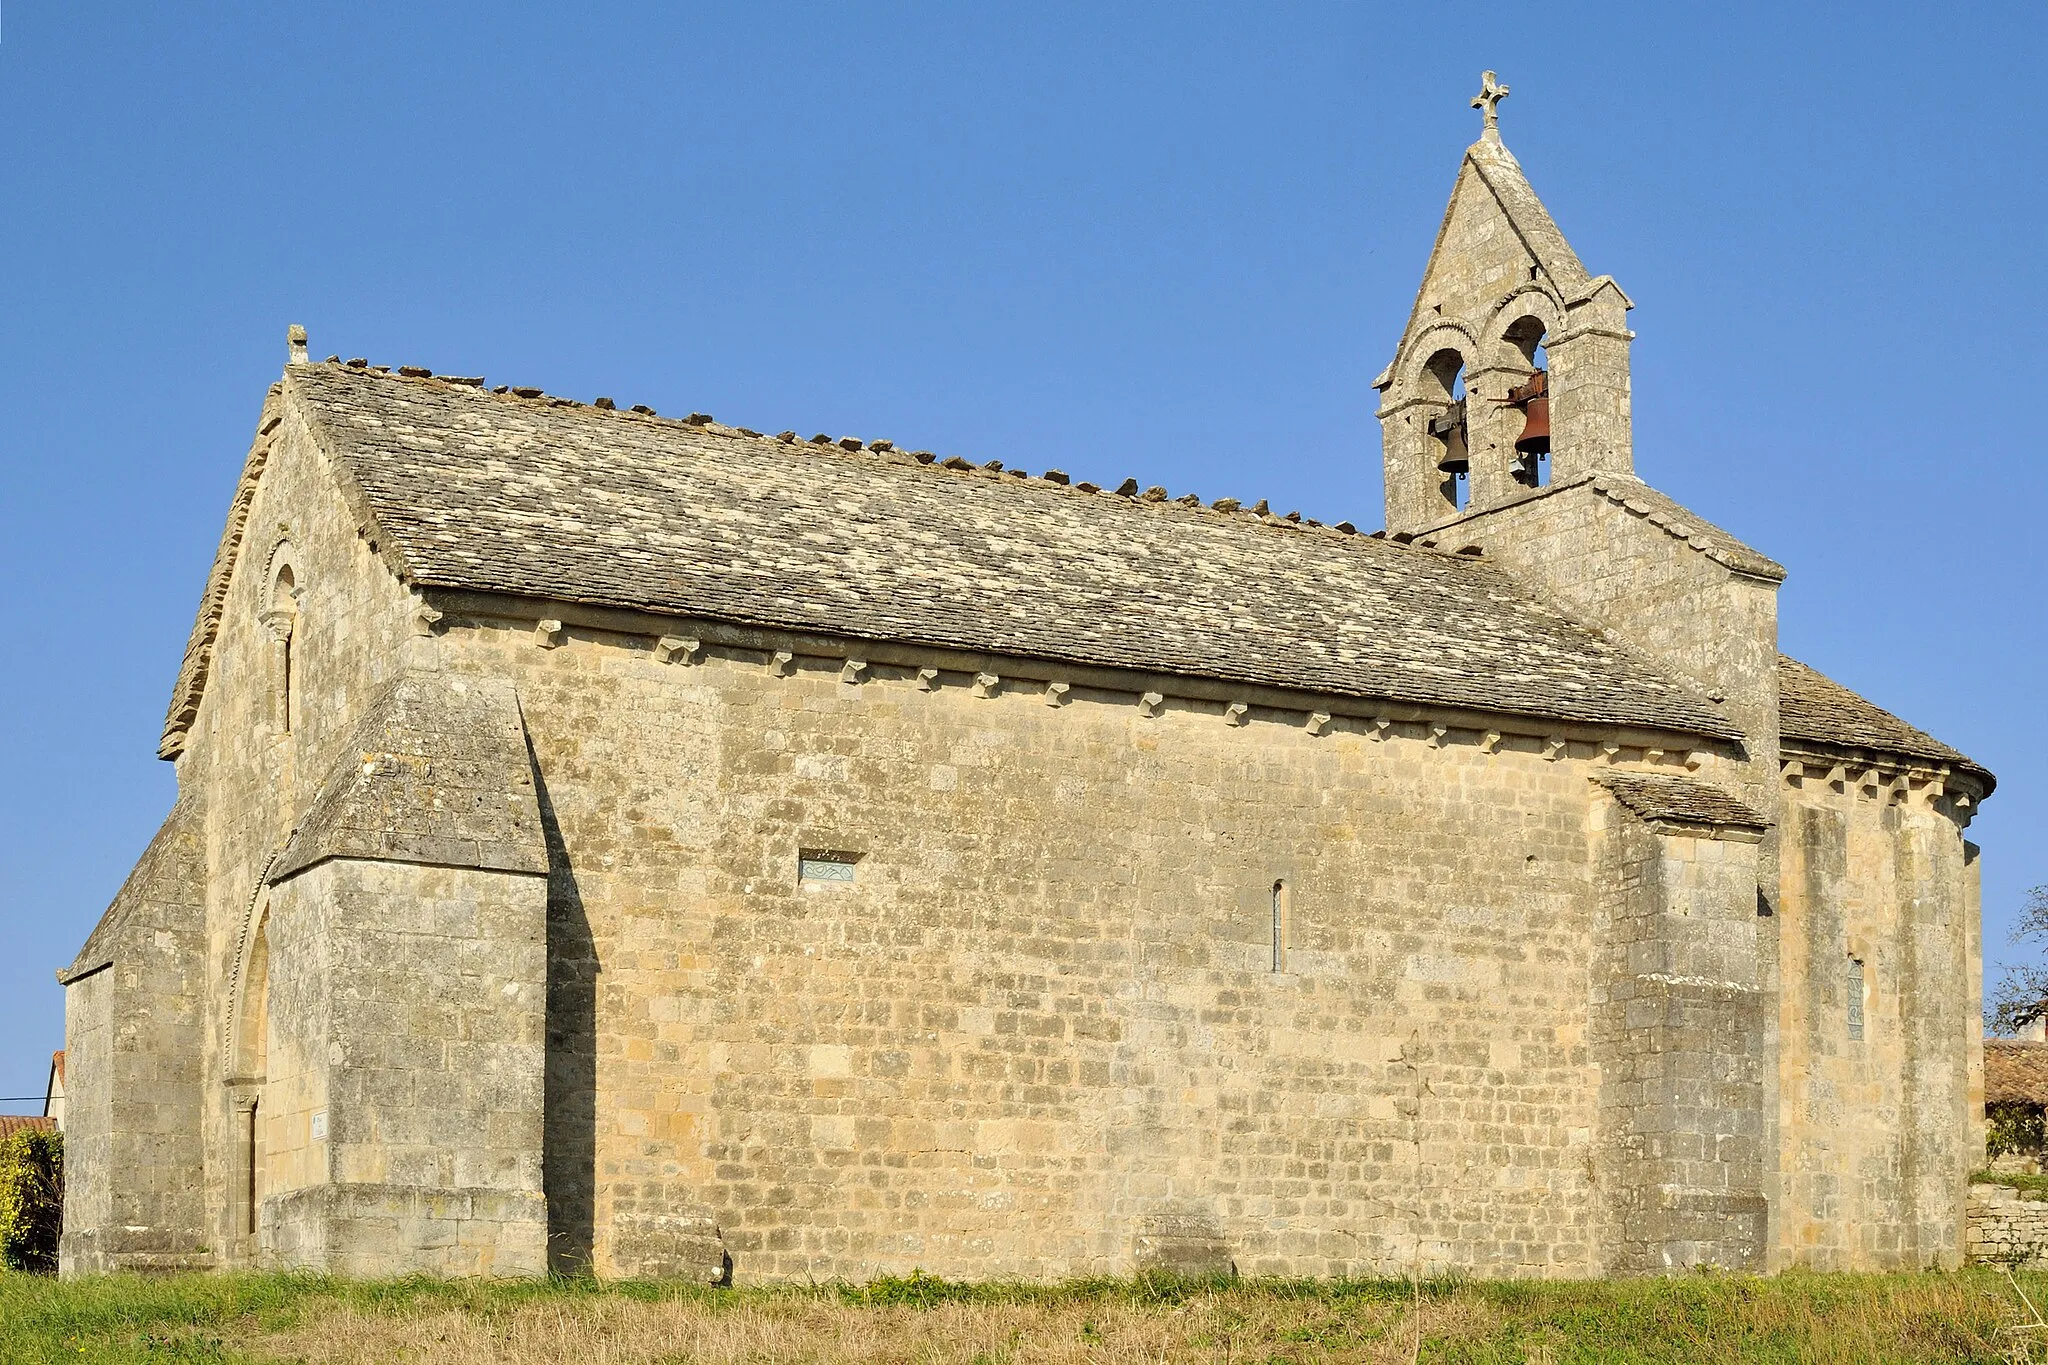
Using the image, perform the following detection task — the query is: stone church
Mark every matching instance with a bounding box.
[60,77,1993,1281]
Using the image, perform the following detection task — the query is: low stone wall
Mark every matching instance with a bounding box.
[1967,1183,2048,1266]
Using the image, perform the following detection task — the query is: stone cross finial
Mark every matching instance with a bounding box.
[287,324,309,365]
[1471,71,1509,141]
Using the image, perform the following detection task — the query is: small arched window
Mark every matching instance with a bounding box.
[1421,349,1469,513]
[1271,880,1291,973]
[261,550,300,735]
[1504,318,1550,490]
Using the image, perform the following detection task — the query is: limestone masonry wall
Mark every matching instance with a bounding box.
[262,860,548,1276]
[439,612,1730,1282]
[1775,781,1978,1269]
[172,386,428,1265]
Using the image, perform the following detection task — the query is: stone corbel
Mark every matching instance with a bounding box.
[1368,717,1393,742]
[1480,730,1502,755]
[1600,743,1622,766]
[971,672,1000,699]
[535,619,564,649]
[840,659,869,685]
[654,635,703,665]
[1685,750,1705,772]
[410,600,444,637]
[1827,765,1848,794]
[1305,712,1332,737]
[766,650,796,677]
[1137,692,1165,718]
[1781,760,1804,787]
[1044,681,1071,708]
[1644,748,1664,765]
[1857,767,1882,799]
[1544,737,1568,762]
[1427,724,1450,748]
[1223,702,1250,727]
[915,667,940,691]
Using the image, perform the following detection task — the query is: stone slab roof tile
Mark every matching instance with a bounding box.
[1594,769,1770,831]
[59,792,205,985]
[1987,1041,2048,1106]
[1778,655,1990,788]
[281,363,1741,741]
[269,669,548,884]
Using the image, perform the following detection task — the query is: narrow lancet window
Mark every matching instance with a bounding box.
[1847,957,1866,1041]
[262,558,299,735]
[1271,880,1290,973]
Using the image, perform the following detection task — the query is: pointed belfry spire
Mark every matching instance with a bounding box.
[1471,71,1509,143]
[1374,75,1637,534]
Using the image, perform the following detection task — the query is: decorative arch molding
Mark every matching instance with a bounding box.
[263,536,301,615]
[1480,283,1564,367]
[1382,321,1480,412]
[222,851,281,1075]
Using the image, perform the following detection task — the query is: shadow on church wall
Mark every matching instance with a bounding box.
[532,740,597,1275]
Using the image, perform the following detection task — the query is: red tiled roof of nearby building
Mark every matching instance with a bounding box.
[1986,1041,2048,1105]
[0,1116,56,1139]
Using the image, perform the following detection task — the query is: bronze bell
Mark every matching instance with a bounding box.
[1508,369,1550,455]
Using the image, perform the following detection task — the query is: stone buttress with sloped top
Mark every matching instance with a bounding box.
[58,80,1993,1281]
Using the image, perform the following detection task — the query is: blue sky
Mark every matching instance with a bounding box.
[1,4,2042,1109]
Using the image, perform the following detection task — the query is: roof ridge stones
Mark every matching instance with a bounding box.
[317,358,1366,538]
[268,360,1742,745]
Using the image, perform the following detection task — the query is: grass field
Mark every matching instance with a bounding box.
[4,1268,2048,1364]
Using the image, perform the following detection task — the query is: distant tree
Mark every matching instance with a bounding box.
[0,1128,62,1274]
[1989,885,2048,1037]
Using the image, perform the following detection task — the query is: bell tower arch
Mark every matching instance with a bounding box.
[1374,73,1636,536]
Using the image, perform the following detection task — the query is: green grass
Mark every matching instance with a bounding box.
[1972,1170,2048,1196]
[0,1267,2043,1363]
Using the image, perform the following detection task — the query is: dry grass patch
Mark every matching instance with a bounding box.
[4,1269,2046,1363]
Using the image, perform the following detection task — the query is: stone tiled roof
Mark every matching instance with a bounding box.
[1593,769,1769,831]
[60,792,205,984]
[1779,656,1991,788]
[270,670,548,884]
[1987,1041,2048,1106]
[275,362,1740,741]
[0,1117,55,1140]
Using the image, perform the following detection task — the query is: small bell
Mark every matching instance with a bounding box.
[1508,369,1550,456]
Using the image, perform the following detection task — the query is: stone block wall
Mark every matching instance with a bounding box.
[259,858,549,1277]
[1967,1183,2048,1266]
[165,386,428,1262]
[1589,803,1768,1272]
[58,798,211,1275]
[1775,781,1977,1268]
[1410,483,1781,818]
[435,609,1749,1283]
[57,969,112,1271]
